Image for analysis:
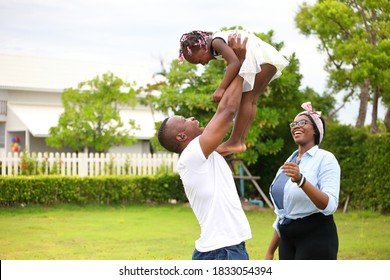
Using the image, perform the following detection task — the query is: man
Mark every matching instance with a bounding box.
[158,34,261,260]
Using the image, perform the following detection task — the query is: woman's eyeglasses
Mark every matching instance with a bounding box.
[289,120,310,129]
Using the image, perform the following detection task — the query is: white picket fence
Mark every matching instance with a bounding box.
[0,152,178,176]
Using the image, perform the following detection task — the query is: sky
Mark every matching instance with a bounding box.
[0,0,385,125]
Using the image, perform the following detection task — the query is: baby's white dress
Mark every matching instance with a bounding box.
[211,30,289,92]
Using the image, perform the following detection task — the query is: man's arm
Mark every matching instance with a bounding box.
[199,34,247,158]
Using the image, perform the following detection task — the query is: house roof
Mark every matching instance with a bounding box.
[0,53,154,91]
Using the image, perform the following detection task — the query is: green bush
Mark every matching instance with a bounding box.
[0,174,186,206]
[322,124,390,212]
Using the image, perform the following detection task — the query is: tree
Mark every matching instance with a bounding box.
[147,27,335,165]
[295,0,390,132]
[46,72,139,153]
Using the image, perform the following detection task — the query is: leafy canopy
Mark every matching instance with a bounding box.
[46,72,139,152]
[146,27,336,164]
[295,0,390,129]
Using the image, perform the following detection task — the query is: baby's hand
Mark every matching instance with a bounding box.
[212,88,225,103]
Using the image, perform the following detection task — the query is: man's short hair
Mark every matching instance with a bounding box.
[158,117,176,153]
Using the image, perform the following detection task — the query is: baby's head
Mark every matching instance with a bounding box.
[179,30,213,65]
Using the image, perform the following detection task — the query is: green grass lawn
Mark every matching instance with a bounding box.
[0,204,389,260]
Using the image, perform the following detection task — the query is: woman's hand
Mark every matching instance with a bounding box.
[282,162,301,182]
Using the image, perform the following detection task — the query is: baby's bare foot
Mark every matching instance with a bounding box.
[216,143,246,157]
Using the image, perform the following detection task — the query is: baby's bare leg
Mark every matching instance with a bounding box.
[216,64,277,156]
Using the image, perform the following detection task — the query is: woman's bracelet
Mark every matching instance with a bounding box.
[292,173,306,188]
[297,176,306,188]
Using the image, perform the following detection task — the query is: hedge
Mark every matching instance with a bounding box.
[0,174,186,206]
[322,124,390,212]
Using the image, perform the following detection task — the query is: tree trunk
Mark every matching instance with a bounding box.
[355,79,370,128]
[384,108,390,132]
[370,87,380,133]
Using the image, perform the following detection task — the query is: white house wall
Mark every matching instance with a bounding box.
[0,89,9,100]
[29,132,74,154]
[7,89,62,105]
[109,140,151,154]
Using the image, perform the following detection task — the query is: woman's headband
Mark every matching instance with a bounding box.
[298,101,325,145]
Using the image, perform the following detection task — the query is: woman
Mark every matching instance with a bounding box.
[265,102,340,260]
